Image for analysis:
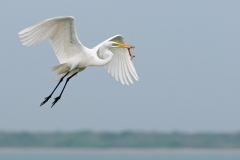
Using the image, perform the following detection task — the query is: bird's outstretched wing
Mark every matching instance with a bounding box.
[18,16,84,64]
[93,35,139,85]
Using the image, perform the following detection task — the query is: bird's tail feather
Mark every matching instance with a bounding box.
[51,64,85,81]
[50,63,70,76]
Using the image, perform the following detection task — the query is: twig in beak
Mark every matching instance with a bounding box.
[128,48,135,60]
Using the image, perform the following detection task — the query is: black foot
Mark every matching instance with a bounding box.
[40,95,51,106]
[51,96,61,108]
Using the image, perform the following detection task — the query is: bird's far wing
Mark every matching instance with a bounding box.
[93,35,139,85]
[18,16,84,64]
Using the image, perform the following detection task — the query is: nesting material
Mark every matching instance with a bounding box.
[128,47,135,60]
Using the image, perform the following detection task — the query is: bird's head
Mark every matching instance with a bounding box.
[100,41,136,60]
[110,41,135,60]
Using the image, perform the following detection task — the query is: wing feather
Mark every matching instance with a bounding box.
[114,50,119,82]
[125,55,139,81]
[105,59,113,73]
[117,51,124,84]
[123,56,133,84]
[94,35,139,84]
[18,16,84,64]
[120,51,129,85]
[110,52,117,77]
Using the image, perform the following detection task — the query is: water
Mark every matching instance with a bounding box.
[1,149,240,160]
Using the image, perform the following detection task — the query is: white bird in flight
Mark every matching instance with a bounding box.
[18,16,139,107]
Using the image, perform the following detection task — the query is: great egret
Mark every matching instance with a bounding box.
[18,16,139,107]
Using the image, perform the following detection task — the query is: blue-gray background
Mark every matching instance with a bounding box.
[0,0,239,133]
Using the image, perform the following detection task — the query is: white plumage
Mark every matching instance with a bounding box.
[19,16,84,64]
[18,16,139,107]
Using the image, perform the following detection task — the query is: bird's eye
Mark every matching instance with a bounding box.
[112,42,118,47]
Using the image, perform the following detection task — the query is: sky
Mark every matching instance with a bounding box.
[0,0,240,133]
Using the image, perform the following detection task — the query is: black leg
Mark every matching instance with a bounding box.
[40,71,70,106]
[51,72,78,108]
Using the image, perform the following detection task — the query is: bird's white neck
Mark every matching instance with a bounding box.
[89,48,113,66]
[94,54,113,66]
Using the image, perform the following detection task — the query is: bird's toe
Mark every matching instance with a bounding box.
[40,95,51,106]
[51,96,61,108]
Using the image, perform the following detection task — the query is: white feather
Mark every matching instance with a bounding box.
[94,35,139,84]
[18,16,84,64]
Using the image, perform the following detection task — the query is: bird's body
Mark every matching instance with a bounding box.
[18,16,138,107]
[50,46,114,77]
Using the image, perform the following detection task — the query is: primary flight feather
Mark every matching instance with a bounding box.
[18,16,139,107]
